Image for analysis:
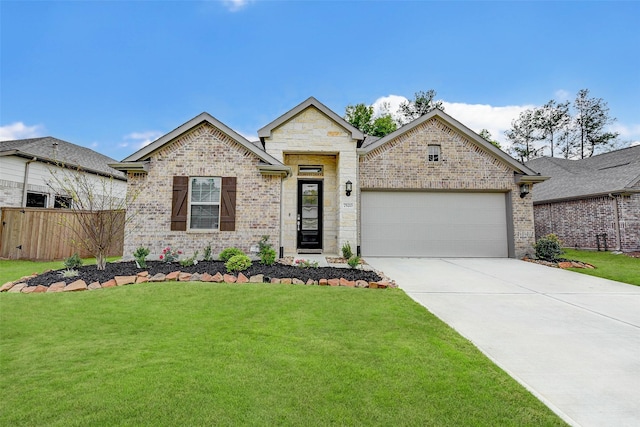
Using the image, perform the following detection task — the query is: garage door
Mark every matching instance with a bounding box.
[361,192,509,257]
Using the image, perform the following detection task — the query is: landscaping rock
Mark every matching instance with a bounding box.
[319,279,328,286]
[166,271,180,281]
[88,282,102,290]
[22,286,37,293]
[137,271,149,277]
[249,274,264,283]
[369,281,378,289]
[557,262,573,269]
[47,282,66,292]
[178,272,192,282]
[223,274,236,283]
[147,274,166,282]
[102,279,117,287]
[280,278,292,284]
[292,278,304,285]
[190,273,202,282]
[33,285,48,293]
[0,281,16,292]
[136,276,148,284]
[340,278,355,287]
[328,278,339,287]
[306,279,317,285]
[115,276,136,286]
[212,272,224,282]
[200,272,215,282]
[64,280,87,292]
[237,273,249,283]
[270,278,281,284]
[8,283,26,293]
[355,280,368,288]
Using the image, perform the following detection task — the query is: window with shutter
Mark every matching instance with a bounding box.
[171,176,188,231]
[171,176,236,231]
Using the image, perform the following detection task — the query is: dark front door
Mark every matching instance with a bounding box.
[297,180,323,251]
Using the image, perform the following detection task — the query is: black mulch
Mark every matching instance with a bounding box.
[26,260,382,287]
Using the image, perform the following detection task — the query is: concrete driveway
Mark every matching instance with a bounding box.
[366,258,640,427]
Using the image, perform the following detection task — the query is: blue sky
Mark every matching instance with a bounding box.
[2,0,639,161]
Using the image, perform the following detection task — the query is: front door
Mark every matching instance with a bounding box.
[297,180,323,251]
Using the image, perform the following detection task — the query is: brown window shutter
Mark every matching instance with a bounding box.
[171,176,188,231]
[220,177,237,231]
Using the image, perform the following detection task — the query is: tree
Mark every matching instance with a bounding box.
[47,165,137,270]
[505,110,544,162]
[535,100,570,158]
[344,102,397,137]
[573,89,619,158]
[478,129,502,149]
[397,90,444,125]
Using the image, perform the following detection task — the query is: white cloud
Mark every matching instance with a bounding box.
[237,130,259,142]
[124,130,163,149]
[371,95,408,119]
[554,89,571,102]
[222,0,253,12]
[0,122,46,141]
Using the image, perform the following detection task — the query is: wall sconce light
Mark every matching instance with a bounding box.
[519,183,530,198]
[345,180,353,197]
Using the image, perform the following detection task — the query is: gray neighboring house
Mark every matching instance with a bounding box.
[0,137,127,208]
[526,145,640,252]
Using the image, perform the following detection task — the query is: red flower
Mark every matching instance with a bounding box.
[159,254,164,260]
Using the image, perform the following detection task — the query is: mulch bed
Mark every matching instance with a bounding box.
[25,260,382,288]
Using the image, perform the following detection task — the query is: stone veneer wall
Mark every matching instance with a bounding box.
[359,117,536,258]
[263,107,359,255]
[124,122,281,260]
[534,194,640,252]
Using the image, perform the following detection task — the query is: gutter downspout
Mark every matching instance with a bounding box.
[609,193,622,251]
[21,157,37,207]
[279,177,285,259]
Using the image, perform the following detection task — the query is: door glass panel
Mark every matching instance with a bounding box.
[301,184,319,230]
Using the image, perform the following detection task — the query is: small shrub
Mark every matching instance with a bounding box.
[225,254,252,272]
[203,244,213,261]
[160,246,182,263]
[258,235,273,255]
[295,259,319,269]
[180,251,199,267]
[63,253,83,270]
[347,255,361,269]
[59,268,79,278]
[219,247,245,262]
[133,246,150,268]
[535,234,564,261]
[260,247,277,266]
[341,241,353,259]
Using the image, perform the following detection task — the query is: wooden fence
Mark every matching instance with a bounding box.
[0,207,124,260]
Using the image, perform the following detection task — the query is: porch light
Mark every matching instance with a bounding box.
[519,183,530,198]
[345,180,353,197]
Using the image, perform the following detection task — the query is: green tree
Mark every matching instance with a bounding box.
[371,114,397,137]
[536,100,571,158]
[397,90,444,125]
[573,89,619,158]
[344,103,397,137]
[505,110,544,162]
[478,129,502,149]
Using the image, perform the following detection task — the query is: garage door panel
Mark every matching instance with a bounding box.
[361,192,508,257]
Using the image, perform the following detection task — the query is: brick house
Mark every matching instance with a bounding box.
[111,97,545,259]
[526,146,640,252]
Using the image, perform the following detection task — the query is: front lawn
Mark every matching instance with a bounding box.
[0,284,564,426]
[0,257,121,285]
[563,249,640,286]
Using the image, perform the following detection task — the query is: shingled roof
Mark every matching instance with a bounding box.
[0,137,126,180]
[525,145,640,202]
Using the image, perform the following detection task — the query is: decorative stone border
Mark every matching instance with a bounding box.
[522,257,595,269]
[0,270,395,294]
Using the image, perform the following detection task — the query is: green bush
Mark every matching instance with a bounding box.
[347,255,361,269]
[225,254,252,273]
[63,253,83,270]
[203,244,213,261]
[133,246,150,268]
[260,247,277,266]
[534,234,564,261]
[341,241,353,259]
[219,247,245,262]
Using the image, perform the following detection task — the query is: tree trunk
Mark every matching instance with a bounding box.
[96,253,106,270]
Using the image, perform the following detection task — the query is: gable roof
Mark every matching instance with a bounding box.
[257,97,364,142]
[358,108,540,177]
[114,112,289,175]
[0,136,126,180]
[525,145,640,202]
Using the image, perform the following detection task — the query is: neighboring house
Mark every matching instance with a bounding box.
[526,147,640,252]
[111,97,545,260]
[0,137,127,209]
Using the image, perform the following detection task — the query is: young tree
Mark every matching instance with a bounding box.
[536,100,571,157]
[47,165,137,270]
[505,109,544,162]
[478,129,502,149]
[397,90,444,125]
[573,89,619,158]
[344,102,397,137]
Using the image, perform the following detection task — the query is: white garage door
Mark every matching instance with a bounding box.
[361,192,509,257]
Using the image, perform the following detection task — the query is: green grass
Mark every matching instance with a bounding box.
[0,257,120,285]
[0,284,565,426]
[563,249,640,286]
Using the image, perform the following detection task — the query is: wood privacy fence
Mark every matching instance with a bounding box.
[0,207,124,260]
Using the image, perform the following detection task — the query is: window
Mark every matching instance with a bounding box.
[189,177,221,229]
[428,145,441,162]
[54,195,72,209]
[26,192,47,207]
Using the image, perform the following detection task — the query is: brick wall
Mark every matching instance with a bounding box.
[534,194,640,251]
[124,122,281,260]
[359,117,536,258]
